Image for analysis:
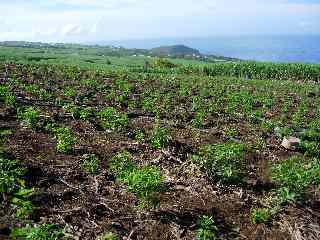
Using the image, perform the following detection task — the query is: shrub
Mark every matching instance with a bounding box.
[196,215,218,240]
[54,127,76,153]
[10,224,65,240]
[193,142,247,183]
[98,107,128,130]
[251,208,270,224]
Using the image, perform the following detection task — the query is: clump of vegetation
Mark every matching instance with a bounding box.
[0,128,12,139]
[10,224,65,240]
[196,215,218,240]
[270,156,320,201]
[133,129,145,142]
[193,142,248,183]
[151,58,177,68]
[54,127,76,153]
[98,232,118,240]
[251,208,270,224]
[0,85,15,105]
[98,107,128,130]
[11,188,34,219]
[0,157,25,194]
[150,126,169,149]
[79,106,94,121]
[81,154,100,174]
[191,110,207,128]
[109,151,164,206]
[17,107,40,129]
[300,141,320,158]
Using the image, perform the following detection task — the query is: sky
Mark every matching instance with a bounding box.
[0,0,320,43]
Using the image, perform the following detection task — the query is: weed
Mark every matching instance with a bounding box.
[64,86,77,98]
[0,128,12,143]
[120,166,163,200]
[193,142,247,183]
[81,154,100,174]
[98,107,128,130]
[196,215,218,240]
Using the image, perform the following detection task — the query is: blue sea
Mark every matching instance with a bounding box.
[104,35,320,64]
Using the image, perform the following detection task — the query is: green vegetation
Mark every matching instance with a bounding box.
[202,61,320,82]
[81,154,100,174]
[196,215,218,240]
[150,126,169,149]
[54,127,76,153]
[109,151,164,206]
[193,143,248,183]
[1,41,320,239]
[0,157,24,194]
[251,208,270,224]
[270,156,320,200]
[0,85,15,106]
[97,232,118,240]
[11,224,65,240]
[17,107,40,129]
[98,107,128,130]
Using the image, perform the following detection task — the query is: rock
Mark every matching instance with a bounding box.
[281,136,301,150]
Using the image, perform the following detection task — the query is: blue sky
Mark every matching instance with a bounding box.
[0,0,320,42]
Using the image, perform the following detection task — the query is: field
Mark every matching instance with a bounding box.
[1,44,320,240]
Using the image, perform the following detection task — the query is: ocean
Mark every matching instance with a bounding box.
[104,35,320,64]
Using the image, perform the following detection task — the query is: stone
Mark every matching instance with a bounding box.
[281,136,301,150]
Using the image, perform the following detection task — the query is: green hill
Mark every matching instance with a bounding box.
[151,44,201,56]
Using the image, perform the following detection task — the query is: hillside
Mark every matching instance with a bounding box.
[151,44,201,56]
